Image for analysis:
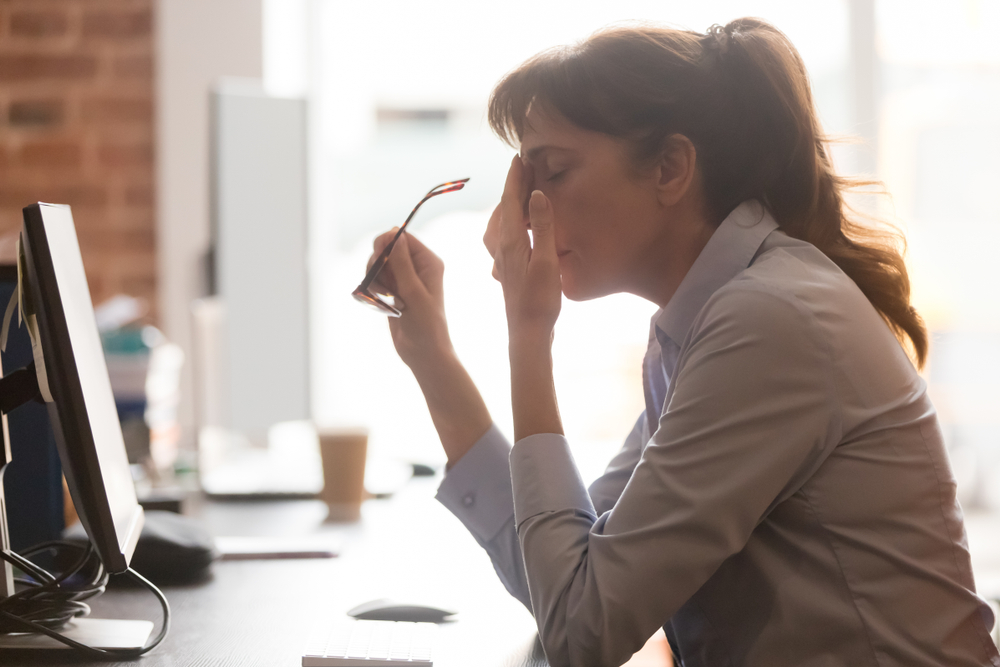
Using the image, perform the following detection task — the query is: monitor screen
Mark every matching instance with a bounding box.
[19,203,143,574]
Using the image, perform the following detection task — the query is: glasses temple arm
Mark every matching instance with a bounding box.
[356,180,469,292]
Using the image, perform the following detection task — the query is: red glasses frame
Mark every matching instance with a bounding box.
[352,178,469,316]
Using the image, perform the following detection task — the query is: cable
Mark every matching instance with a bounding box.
[0,541,170,658]
[1,542,106,631]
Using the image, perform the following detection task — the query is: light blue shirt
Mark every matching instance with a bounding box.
[437,201,999,667]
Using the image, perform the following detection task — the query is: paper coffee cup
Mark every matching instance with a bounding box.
[317,427,368,522]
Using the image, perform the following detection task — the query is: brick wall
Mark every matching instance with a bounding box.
[0,0,156,319]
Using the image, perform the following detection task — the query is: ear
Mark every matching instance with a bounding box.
[654,134,697,207]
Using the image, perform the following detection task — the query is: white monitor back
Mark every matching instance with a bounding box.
[212,79,309,445]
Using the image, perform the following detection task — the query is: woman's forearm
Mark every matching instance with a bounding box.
[509,335,563,442]
[410,350,493,466]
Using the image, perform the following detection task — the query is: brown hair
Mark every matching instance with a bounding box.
[488,18,928,368]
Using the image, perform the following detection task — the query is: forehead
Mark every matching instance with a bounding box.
[520,105,606,156]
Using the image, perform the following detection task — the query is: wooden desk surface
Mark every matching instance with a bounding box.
[2,477,548,667]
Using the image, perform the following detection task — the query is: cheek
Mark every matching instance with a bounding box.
[542,170,627,254]
[550,191,601,245]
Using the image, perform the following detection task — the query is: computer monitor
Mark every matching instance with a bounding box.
[0,203,159,653]
[18,202,144,573]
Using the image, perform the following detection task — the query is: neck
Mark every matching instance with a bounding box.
[631,201,716,309]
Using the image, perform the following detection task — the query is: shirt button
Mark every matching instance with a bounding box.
[462,493,475,508]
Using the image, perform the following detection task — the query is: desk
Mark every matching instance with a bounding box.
[3,477,548,667]
[3,476,671,666]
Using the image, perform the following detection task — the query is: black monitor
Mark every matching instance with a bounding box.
[19,203,144,573]
[0,203,164,654]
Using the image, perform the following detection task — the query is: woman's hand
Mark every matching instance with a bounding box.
[365,229,493,465]
[485,156,565,441]
[484,156,562,344]
[367,229,452,373]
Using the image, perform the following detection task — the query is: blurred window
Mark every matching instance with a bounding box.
[309,1,853,480]
[876,0,1000,508]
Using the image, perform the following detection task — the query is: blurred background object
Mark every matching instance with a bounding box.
[204,78,309,448]
[97,296,151,462]
[0,0,156,314]
[873,0,1000,509]
[96,295,183,481]
[0,265,63,551]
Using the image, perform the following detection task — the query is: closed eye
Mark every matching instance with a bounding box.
[547,170,567,182]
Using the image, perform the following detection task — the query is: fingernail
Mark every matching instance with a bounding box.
[531,190,547,208]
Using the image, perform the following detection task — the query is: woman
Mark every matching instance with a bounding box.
[366,18,999,667]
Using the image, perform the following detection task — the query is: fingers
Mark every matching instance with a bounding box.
[499,156,530,252]
[484,203,502,282]
[527,190,556,260]
[399,232,445,297]
[384,232,420,297]
[484,203,501,258]
[401,229,432,256]
[368,228,399,272]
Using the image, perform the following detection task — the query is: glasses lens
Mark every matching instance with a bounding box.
[352,288,401,317]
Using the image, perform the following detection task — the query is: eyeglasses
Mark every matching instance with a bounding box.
[352,178,469,317]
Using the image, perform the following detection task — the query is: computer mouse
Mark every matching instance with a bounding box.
[64,510,219,584]
[347,598,457,623]
[410,462,437,477]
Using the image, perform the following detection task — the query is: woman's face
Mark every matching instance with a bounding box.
[513,107,669,301]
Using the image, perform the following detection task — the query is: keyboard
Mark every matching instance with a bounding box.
[302,620,436,666]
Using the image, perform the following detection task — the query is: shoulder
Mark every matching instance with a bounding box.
[706,232,861,330]
[670,264,844,437]
[684,244,847,370]
[692,278,825,351]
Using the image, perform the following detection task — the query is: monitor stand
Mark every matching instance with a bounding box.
[1,467,14,600]
[2,366,19,600]
[0,365,152,652]
[0,618,154,650]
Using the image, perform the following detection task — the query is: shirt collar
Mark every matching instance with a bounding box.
[655,200,779,347]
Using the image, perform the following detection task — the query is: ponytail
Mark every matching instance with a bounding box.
[489,18,928,368]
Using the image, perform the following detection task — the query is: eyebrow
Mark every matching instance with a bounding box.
[523,145,572,162]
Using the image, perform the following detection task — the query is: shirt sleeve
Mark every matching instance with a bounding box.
[588,412,648,516]
[510,287,843,667]
[435,423,531,609]
[436,414,651,613]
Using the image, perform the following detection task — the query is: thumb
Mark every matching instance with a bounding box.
[528,190,556,257]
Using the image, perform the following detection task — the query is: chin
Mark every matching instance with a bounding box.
[560,274,608,302]
[559,258,617,302]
